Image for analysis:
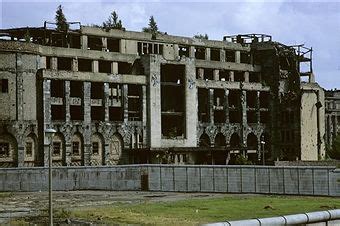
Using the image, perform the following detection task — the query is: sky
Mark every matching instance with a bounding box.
[1,0,340,90]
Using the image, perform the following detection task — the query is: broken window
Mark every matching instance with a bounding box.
[51,80,64,97]
[161,64,185,138]
[240,52,251,64]
[214,89,224,108]
[260,92,270,108]
[137,42,163,55]
[234,71,244,82]
[99,60,112,73]
[72,142,80,155]
[204,68,214,81]
[91,106,104,121]
[228,90,240,108]
[57,57,72,71]
[70,106,83,121]
[25,142,33,157]
[230,133,240,148]
[88,36,102,51]
[195,47,205,60]
[247,110,257,123]
[179,45,189,57]
[0,79,8,93]
[260,111,270,123]
[128,84,142,121]
[107,38,120,52]
[69,34,81,49]
[0,142,9,157]
[109,107,123,121]
[46,56,51,69]
[198,88,209,122]
[50,33,65,47]
[246,91,257,108]
[225,50,235,62]
[229,110,241,123]
[249,72,260,83]
[91,82,104,99]
[52,142,61,156]
[78,59,92,72]
[211,48,220,61]
[118,62,131,74]
[219,70,229,81]
[247,133,258,150]
[214,111,225,123]
[92,142,99,155]
[70,81,83,98]
[51,105,65,120]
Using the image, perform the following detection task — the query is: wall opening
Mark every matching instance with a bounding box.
[195,47,205,59]
[230,133,240,148]
[128,84,142,121]
[234,71,244,82]
[246,91,257,108]
[199,133,210,147]
[241,52,251,64]
[211,48,220,61]
[51,105,65,120]
[78,59,92,72]
[51,80,64,97]
[260,111,270,123]
[247,110,257,123]
[198,88,209,122]
[88,36,102,51]
[215,133,226,147]
[109,107,123,121]
[91,106,104,121]
[107,38,120,52]
[249,72,260,83]
[91,82,104,99]
[69,34,81,49]
[0,79,8,93]
[260,92,270,108]
[99,60,112,73]
[204,68,214,80]
[57,57,72,71]
[219,70,229,81]
[226,50,235,62]
[118,62,132,74]
[70,106,83,121]
[179,45,189,57]
[70,81,83,98]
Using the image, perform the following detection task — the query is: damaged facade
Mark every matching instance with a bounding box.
[325,90,340,149]
[0,23,325,167]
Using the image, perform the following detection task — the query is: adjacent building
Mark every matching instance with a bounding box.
[325,90,340,149]
[0,23,325,167]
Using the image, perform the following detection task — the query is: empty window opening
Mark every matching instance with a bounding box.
[198,88,209,122]
[179,45,189,57]
[51,80,64,97]
[109,83,121,100]
[211,48,220,61]
[219,70,229,81]
[199,134,210,147]
[249,72,260,83]
[230,133,240,148]
[279,56,290,70]
[131,60,145,75]
[260,92,270,108]
[229,110,241,123]
[88,36,102,51]
[99,60,112,73]
[57,57,72,71]
[138,42,163,55]
[226,50,235,62]
[78,59,92,72]
[246,91,257,108]
[109,107,123,121]
[214,89,225,108]
[214,110,225,123]
[260,111,270,123]
[70,106,83,121]
[204,68,214,81]
[228,90,240,108]
[51,105,65,120]
[0,79,8,93]
[107,38,120,52]
[241,52,251,64]
[72,142,80,155]
[247,133,258,150]
[247,110,257,123]
[161,64,186,138]
[234,71,244,82]
[46,56,51,69]
[70,81,83,98]
[50,33,65,47]
[25,142,33,157]
[128,84,142,121]
[92,142,99,155]
[215,133,226,147]
[53,142,61,156]
[69,34,81,49]
[195,47,205,60]
[91,106,104,121]
[0,142,9,157]
[91,82,104,99]
[118,62,132,74]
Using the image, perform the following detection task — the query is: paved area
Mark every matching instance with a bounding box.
[0,190,228,224]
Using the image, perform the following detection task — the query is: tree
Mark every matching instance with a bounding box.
[327,133,340,160]
[103,11,124,31]
[55,5,69,32]
[194,33,209,40]
[143,16,159,37]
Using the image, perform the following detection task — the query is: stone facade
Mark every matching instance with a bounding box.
[0,25,325,167]
[325,90,340,149]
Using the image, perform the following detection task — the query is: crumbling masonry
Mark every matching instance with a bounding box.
[0,23,325,167]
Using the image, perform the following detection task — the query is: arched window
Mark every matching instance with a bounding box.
[215,133,226,147]
[71,133,83,166]
[91,133,104,166]
[52,133,65,166]
[107,133,123,165]
[0,133,17,167]
[247,133,258,150]
[230,133,240,148]
[199,133,210,147]
[24,134,37,165]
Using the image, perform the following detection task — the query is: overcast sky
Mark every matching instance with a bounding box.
[1,0,339,89]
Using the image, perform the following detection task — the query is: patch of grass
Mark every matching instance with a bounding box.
[0,192,12,198]
[68,195,340,225]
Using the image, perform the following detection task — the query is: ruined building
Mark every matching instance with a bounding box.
[0,23,325,167]
[325,90,340,149]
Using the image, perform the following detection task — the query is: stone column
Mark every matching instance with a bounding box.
[123,84,129,122]
[205,48,211,61]
[213,69,220,81]
[244,71,249,83]
[229,71,234,82]
[51,57,57,70]
[189,46,195,58]
[102,37,107,51]
[198,68,204,79]
[220,49,226,62]
[209,89,214,123]
[225,89,229,123]
[111,62,118,74]
[142,85,147,146]
[235,51,241,64]
[104,83,110,122]
[92,60,98,73]
[43,79,52,167]
[173,44,179,59]
[83,82,91,165]
[81,35,88,50]
[72,58,78,71]
[17,143,25,167]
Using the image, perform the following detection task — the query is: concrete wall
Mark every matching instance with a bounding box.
[2,165,340,197]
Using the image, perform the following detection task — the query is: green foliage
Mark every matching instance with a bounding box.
[234,155,253,165]
[55,5,69,32]
[143,16,159,37]
[24,30,31,43]
[327,133,340,160]
[194,33,209,40]
[55,208,71,219]
[103,11,124,31]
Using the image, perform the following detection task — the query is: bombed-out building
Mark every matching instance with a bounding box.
[0,23,325,167]
[325,90,340,148]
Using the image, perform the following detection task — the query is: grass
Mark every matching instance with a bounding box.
[68,195,340,225]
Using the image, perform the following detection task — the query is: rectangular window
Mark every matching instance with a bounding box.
[52,142,61,156]
[0,79,8,93]
[25,142,33,157]
[72,142,80,155]
[92,142,99,155]
[0,142,9,157]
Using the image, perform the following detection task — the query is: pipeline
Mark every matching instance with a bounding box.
[204,209,340,226]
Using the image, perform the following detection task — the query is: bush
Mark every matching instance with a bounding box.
[327,134,340,160]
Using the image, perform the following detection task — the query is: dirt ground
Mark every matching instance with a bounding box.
[0,190,228,224]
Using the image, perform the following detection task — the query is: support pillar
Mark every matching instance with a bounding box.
[205,48,211,61]
[83,82,91,166]
[104,83,110,122]
[225,89,229,123]
[209,89,214,123]
[123,84,129,122]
